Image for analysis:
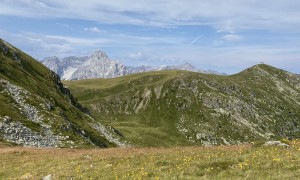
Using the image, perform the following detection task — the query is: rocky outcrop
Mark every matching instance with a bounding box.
[0,80,66,147]
[90,122,128,147]
[1,79,43,123]
[50,71,90,114]
[263,141,289,148]
[0,78,127,147]
[0,117,61,147]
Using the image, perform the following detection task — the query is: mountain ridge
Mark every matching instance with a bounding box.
[0,39,126,148]
[42,51,224,80]
[65,63,300,147]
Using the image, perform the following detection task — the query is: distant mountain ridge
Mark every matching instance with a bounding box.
[42,51,224,80]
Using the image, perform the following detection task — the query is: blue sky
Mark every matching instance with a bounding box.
[1,0,300,74]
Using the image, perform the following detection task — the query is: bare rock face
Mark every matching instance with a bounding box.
[42,51,126,80]
[42,57,63,76]
[71,51,127,79]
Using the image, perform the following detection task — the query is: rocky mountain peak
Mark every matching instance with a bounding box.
[182,62,196,69]
[42,56,63,76]
[91,50,109,59]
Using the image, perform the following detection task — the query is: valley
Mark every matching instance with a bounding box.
[2,1,300,179]
[65,65,300,147]
[1,39,300,179]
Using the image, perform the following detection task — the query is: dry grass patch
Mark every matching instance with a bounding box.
[1,141,300,179]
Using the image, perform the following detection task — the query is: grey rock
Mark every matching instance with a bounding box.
[0,120,60,147]
[42,174,52,180]
[20,173,33,179]
[263,141,290,148]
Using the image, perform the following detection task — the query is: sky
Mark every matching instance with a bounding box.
[0,0,300,74]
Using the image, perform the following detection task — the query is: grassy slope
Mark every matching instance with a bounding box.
[65,71,193,147]
[0,39,116,147]
[0,140,300,179]
[65,64,300,147]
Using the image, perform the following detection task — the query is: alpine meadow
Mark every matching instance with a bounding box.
[1,0,300,179]
[1,39,300,179]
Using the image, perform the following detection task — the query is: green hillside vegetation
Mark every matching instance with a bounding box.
[1,140,300,179]
[65,64,300,147]
[0,39,122,148]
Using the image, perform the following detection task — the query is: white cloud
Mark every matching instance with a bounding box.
[84,27,102,33]
[222,34,242,41]
[3,28,300,74]
[0,30,74,58]
[56,23,70,28]
[0,29,186,58]
[128,52,143,59]
[1,0,300,74]
[216,20,235,33]
[148,45,300,74]
[1,0,300,31]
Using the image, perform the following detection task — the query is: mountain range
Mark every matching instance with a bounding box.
[1,39,300,148]
[42,51,224,80]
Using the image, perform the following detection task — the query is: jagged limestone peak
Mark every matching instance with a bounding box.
[91,50,109,59]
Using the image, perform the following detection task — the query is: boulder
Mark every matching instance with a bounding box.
[42,174,52,180]
[263,141,289,148]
